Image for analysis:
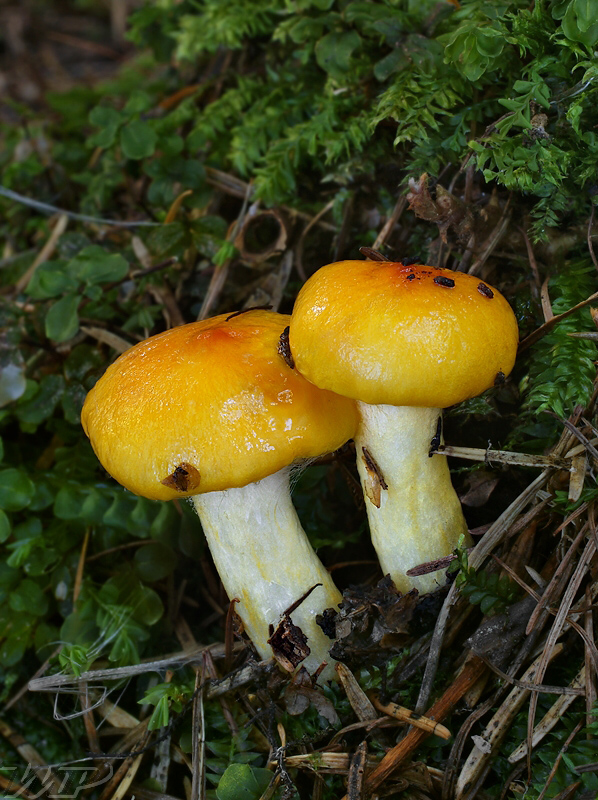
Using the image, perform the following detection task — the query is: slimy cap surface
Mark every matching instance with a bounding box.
[82,310,358,500]
[289,261,519,408]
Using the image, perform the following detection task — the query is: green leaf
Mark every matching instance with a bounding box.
[146,223,189,259]
[88,106,122,148]
[147,694,170,730]
[28,480,54,512]
[129,497,155,532]
[10,579,48,616]
[0,468,35,511]
[26,259,78,299]
[60,610,98,647]
[69,245,129,284]
[81,489,113,525]
[0,562,20,591]
[134,542,177,582]
[124,90,153,115]
[120,119,158,159]
[374,49,407,82]
[64,343,105,381]
[480,594,498,614]
[54,485,85,520]
[562,1,598,44]
[216,765,272,800]
[573,0,598,32]
[45,294,80,342]
[134,585,164,626]
[103,492,137,530]
[108,629,140,664]
[214,240,237,266]
[62,383,88,425]
[58,644,93,677]
[150,503,177,540]
[0,633,29,667]
[315,31,362,80]
[17,374,66,427]
[89,106,122,128]
[475,29,504,58]
[0,510,10,542]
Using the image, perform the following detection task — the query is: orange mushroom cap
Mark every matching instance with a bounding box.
[290,261,519,408]
[81,310,358,501]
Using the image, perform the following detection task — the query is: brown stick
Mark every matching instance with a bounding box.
[358,656,486,797]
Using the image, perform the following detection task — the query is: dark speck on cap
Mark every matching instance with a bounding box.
[434,276,455,288]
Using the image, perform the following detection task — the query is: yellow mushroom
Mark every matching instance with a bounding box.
[289,260,519,594]
[82,310,358,679]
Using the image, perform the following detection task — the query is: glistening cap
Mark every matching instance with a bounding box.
[82,310,358,501]
[289,261,519,407]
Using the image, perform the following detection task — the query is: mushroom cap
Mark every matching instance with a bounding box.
[81,310,358,501]
[289,260,519,408]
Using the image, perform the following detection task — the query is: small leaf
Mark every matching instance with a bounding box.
[103,492,137,530]
[120,119,158,159]
[474,28,504,58]
[147,695,170,730]
[574,0,598,32]
[88,106,122,148]
[26,259,78,299]
[562,2,598,44]
[124,90,153,115]
[0,468,35,511]
[480,594,498,615]
[315,30,362,80]
[28,480,54,512]
[134,585,164,626]
[146,223,189,259]
[0,632,29,666]
[216,765,272,800]
[45,294,80,342]
[134,542,177,582]
[67,245,129,285]
[0,510,11,542]
[64,344,105,381]
[17,374,66,426]
[54,485,85,519]
[61,383,87,425]
[81,489,112,525]
[108,630,140,664]
[10,579,48,616]
[374,49,407,82]
[59,644,93,677]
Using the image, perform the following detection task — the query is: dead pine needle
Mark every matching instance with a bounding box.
[370,694,452,740]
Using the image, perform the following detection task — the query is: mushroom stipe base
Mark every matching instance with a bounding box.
[191,467,342,680]
[354,404,472,595]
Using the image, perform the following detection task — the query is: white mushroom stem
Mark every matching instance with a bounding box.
[354,403,471,595]
[191,466,341,680]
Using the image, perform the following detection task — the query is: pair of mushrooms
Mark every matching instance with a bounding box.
[82,260,518,679]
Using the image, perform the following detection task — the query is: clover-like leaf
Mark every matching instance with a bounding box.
[88,105,122,148]
[0,469,35,512]
[69,245,129,285]
[45,294,80,342]
[120,119,158,159]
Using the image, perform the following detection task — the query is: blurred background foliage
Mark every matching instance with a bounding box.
[1,0,598,798]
